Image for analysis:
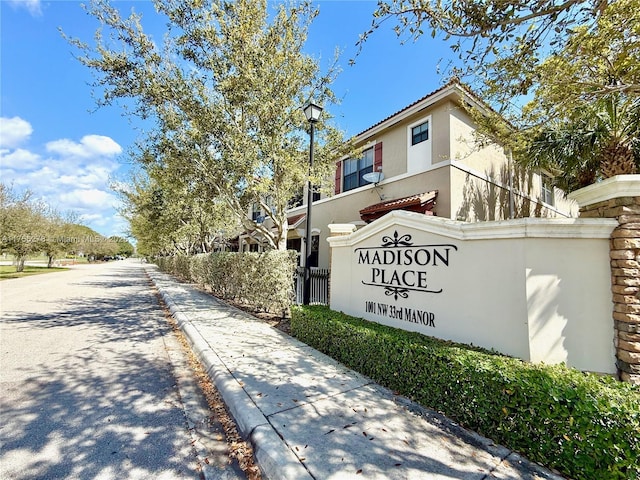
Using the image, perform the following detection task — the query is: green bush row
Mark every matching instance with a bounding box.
[155,251,297,313]
[291,306,640,480]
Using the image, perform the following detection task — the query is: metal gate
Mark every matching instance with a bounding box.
[294,267,329,305]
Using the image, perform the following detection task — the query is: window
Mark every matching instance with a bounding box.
[251,204,262,222]
[288,188,304,209]
[407,117,431,173]
[289,186,320,207]
[343,148,373,192]
[411,121,429,145]
[541,175,555,206]
[286,238,302,265]
[310,234,319,267]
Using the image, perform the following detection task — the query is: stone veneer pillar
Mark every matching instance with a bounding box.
[570,175,640,384]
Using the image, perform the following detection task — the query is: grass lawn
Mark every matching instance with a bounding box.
[0,265,68,280]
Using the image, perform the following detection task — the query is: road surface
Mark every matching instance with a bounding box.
[0,260,244,479]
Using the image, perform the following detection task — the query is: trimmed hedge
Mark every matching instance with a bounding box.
[155,250,297,313]
[291,306,640,480]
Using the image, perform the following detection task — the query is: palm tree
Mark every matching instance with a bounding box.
[525,94,639,193]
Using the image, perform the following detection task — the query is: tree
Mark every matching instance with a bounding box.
[0,184,50,272]
[364,0,640,116]
[365,0,640,190]
[526,95,639,191]
[114,174,173,257]
[112,237,135,257]
[114,168,240,256]
[66,0,351,251]
[61,224,115,261]
[0,182,125,267]
[525,1,639,106]
[40,209,66,268]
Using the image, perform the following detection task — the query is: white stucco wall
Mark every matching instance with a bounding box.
[328,211,617,374]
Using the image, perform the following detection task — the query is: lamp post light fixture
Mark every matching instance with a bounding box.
[302,100,323,305]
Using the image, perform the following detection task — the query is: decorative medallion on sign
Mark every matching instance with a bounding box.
[381,231,413,248]
[384,286,410,301]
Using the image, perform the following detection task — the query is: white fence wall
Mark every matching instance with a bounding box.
[328,211,618,374]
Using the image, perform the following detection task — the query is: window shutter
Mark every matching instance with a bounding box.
[334,160,342,195]
[374,142,383,172]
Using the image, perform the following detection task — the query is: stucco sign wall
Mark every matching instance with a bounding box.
[357,231,456,328]
[328,211,618,374]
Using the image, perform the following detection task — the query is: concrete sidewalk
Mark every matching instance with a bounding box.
[145,265,565,480]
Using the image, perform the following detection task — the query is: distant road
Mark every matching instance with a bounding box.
[0,260,243,479]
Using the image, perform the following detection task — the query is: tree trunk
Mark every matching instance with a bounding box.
[277,233,287,251]
[600,142,637,178]
[48,255,55,268]
[15,256,26,273]
[276,217,288,251]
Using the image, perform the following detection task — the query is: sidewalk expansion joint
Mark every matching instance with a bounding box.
[480,451,512,480]
[263,416,317,480]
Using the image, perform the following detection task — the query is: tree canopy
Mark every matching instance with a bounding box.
[364,0,640,190]
[114,168,239,256]
[365,0,639,114]
[0,183,128,270]
[67,0,351,252]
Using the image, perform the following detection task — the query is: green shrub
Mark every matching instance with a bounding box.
[154,250,296,313]
[155,255,190,281]
[291,306,640,480]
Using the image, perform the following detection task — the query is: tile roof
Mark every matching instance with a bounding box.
[360,190,438,216]
[287,213,306,228]
[352,79,492,140]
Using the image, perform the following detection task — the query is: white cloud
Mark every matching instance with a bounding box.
[0,117,33,148]
[7,0,42,16]
[19,166,56,188]
[54,165,116,190]
[0,148,41,170]
[46,135,122,159]
[80,213,105,223]
[59,188,117,210]
[0,125,126,237]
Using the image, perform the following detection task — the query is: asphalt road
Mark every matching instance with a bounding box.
[0,260,244,480]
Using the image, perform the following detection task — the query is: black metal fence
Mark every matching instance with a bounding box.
[294,267,330,305]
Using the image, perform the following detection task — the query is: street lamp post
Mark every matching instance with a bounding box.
[302,101,323,305]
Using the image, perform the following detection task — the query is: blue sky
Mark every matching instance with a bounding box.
[1,0,452,238]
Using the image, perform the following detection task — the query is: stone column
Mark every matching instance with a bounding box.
[570,175,640,384]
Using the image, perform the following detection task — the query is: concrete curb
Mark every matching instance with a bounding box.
[251,424,313,480]
[147,266,566,480]
[148,269,312,480]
